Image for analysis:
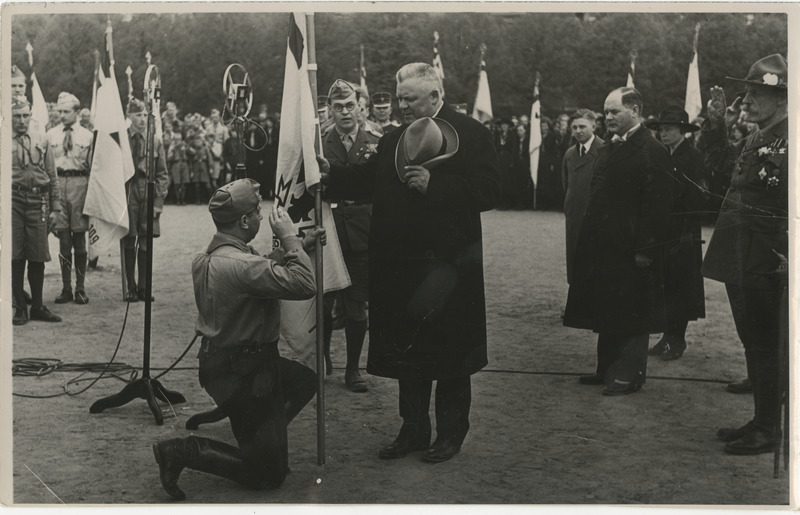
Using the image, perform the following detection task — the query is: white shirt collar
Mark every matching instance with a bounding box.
[334,125,359,142]
[581,134,595,153]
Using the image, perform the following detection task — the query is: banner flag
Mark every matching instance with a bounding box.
[472,44,493,123]
[29,73,49,140]
[626,50,637,88]
[274,12,350,370]
[684,24,702,123]
[528,73,542,197]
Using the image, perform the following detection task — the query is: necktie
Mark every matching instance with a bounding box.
[579,144,586,157]
[16,134,29,167]
[63,125,73,153]
[343,134,353,152]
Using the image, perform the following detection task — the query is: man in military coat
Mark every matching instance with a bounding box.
[563,87,673,396]
[701,54,789,455]
[322,79,380,392]
[322,63,500,463]
[371,91,401,136]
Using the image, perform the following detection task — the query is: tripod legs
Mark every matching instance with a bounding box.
[90,377,187,426]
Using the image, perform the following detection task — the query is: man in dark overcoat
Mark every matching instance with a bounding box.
[563,87,673,396]
[322,62,500,463]
[562,108,604,284]
[701,55,788,455]
[646,106,706,361]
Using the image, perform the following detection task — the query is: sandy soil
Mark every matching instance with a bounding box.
[9,205,792,506]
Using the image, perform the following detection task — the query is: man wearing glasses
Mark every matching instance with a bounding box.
[321,80,379,392]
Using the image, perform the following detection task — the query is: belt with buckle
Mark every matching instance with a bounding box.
[13,183,50,194]
[57,169,89,177]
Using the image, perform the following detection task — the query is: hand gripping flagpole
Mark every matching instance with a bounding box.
[90,61,186,425]
[222,64,267,180]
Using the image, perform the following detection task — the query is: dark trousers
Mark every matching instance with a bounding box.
[596,332,649,384]
[725,283,783,432]
[398,376,471,444]
[201,355,315,489]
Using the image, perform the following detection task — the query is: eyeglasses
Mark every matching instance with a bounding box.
[331,102,357,113]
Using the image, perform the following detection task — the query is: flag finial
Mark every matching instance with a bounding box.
[145,51,152,65]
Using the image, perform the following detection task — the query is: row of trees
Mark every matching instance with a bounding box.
[10,11,787,119]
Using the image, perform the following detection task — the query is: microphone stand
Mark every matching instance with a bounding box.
[90,64,185,425]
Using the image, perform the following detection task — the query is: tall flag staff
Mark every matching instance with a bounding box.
[24,42,49,139]
[472,43,493,123]
[90,52,186,424]
[90,50,100,120]
[359,43,368,94]
[274,12,350,466]
[432,31,445,96]
[528,72,542,210]
[684,23,702,122]
[626,49,638,87]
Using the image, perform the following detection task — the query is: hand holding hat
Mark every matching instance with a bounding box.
[395,117,459,187]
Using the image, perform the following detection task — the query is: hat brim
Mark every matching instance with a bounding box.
[395,118,459,183]
[647,121,701,133]
[726,76,787,89]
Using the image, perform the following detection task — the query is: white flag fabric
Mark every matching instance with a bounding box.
[684,51,702,122]
[29,73,49,140]
[528,97,542,188]
[432,31,445,96]
[274,12,350,370]
[83,70,135,260]
[626,73,635,88]
[472,68,493,123]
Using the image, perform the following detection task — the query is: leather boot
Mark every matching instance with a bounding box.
[55,252,73,303]
[74,252,89,304]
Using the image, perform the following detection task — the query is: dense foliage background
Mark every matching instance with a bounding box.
[10,11,788,119]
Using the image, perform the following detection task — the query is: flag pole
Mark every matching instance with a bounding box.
[305,11,326,466]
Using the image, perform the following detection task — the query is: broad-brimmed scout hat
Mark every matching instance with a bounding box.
[208,178,262,223]
[395,117,459,182]
[646,105,700,133]
[727,53,787,89]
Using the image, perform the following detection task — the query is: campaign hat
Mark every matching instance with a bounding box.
[726,53,787,89]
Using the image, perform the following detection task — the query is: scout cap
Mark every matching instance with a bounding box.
[328,79,358,103]
[57,92,80,110]
[371,91,392,107]
[127,98,146,114]
[11,65,25,79]
[12,96,31,111]
[727,54,787,89]
[208,178,262,223]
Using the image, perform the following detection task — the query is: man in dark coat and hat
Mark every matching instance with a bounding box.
[563,87,673,396]
[701,54,788,455]
[321,62,500,463]
[646,106,706,361]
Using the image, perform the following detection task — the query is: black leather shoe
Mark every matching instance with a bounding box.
[661,340,686,361]
[726,378,752,394]
[648,338,669,356]
[717,420,755,442]
[153,439,187,500]
[724,427,776,455]
[379,432,430,459]
[422,438,462,463]
[54,290,73,304]
[74,290,89,305]
[13,307,28,326]
[602,380,642,396]
[578,374,605,385]
[29,306,62,322]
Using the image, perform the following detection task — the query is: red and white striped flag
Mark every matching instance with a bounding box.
[274,12,350,370]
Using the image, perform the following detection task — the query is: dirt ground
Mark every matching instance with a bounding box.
[7,204,793,506]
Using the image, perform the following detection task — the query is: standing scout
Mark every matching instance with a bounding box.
[48,92,94,305]
[11,96,63,325]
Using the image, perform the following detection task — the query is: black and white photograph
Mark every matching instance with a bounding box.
[0,2,795,509]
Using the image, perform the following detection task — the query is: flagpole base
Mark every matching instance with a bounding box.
[90,377,186,426]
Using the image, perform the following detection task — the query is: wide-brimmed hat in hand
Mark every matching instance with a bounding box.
[395,117,459,182]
